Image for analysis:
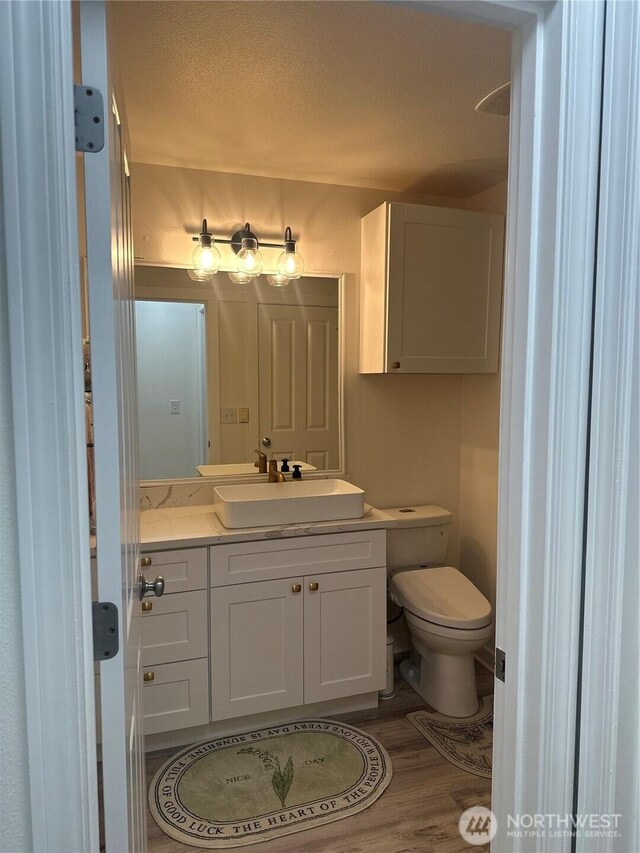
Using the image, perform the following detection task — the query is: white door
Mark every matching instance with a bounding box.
[80,2,147,850]
[258,304,339,469]
[304,567,387,704]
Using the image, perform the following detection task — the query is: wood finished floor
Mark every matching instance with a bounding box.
[145,663,494,853]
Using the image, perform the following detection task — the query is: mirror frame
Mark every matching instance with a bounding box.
[134,262,346,487]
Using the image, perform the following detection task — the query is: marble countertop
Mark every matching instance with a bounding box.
[138,503,395,550]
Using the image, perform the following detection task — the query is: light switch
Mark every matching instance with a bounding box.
[170,400,180,414]
[221,407,237,424]
[238,407,249,423]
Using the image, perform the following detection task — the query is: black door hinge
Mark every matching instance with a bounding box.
[75,85,105,153]
[92,601,119,661]
[495,647,506,683]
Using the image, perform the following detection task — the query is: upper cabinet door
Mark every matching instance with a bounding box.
[360,202,504,374]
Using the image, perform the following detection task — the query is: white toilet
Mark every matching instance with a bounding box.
[386,505,492,718]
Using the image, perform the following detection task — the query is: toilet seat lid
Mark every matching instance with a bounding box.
[391,566,492,629]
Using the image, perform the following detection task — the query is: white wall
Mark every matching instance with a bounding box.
[459,181,507,648]
[136,300,206,479]
[131,163,465,558]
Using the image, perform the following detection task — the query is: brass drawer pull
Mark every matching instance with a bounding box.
[143,671,155,682]
[309,582,319,592]
[141,556,152,567]
[291,583,302,594]
[141,601,153,612]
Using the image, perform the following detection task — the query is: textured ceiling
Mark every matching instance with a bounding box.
[111,1,511,198]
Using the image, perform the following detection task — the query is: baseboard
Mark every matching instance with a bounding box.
[474,644,495,673]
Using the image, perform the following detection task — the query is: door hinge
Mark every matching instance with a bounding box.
[495,647,506,683]
[74,85,105,153]
[92,601,119,662]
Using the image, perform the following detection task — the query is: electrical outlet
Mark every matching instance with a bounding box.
[170,400,180,414]
[238,407,249,423]
[221,407,237,424]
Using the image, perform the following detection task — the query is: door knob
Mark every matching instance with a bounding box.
[138,573,165,601]
[140,555,152,567]
[143,672,155,682]
[292,583,302,594]
[309,582,319,591]
[261,437,271,447]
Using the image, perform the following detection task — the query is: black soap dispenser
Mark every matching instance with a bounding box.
[280,458,290,473]
[292,464,302,480]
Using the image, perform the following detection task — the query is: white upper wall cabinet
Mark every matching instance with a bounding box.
[359,202,504,374]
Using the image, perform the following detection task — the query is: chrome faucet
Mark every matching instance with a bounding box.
[268,459,285,483]
[254,449,267,474]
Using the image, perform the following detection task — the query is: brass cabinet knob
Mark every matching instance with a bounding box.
[291,583,302,594]
[141,601,153,612]
[392,361,401,369]
[141,556,152,567]
[143,671,155,682]
[309,582,319,591]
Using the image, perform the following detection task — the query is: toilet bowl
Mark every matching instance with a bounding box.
[390,566,492,717]
[385,506,493,718]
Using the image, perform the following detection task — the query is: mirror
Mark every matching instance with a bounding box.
[135,265,342,482]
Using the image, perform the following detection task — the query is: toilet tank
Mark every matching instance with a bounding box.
[384,505,452,570]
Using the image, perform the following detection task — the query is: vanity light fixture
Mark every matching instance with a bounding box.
[188,219,221,281]
[189,221,304,286]
[276,226,305,280]
[236,235,264,278]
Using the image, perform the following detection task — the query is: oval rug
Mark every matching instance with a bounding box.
[148,719,393,848]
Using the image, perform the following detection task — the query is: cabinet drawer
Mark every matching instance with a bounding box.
[140,548,207,593]
[141,590,207,666]
[210,530,386,586]
[142,658,209,735]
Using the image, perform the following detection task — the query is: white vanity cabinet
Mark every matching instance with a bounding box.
[209,531,387,723]
[140,548,209,734]
[360,201,504,374]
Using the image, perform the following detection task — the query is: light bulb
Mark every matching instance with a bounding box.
[190,219,220,281]
[276,227,304,280]
[192,243,221,275]
[236,237,263,277]
[228,271,253,285]
[267,272,291,287]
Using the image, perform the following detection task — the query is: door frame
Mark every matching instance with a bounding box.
[575,3,640,851]
[2,1,626,851]
[422,3,605,849]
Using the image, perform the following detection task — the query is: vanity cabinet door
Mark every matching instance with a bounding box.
[303,566,387,704]
[210,578,304,722]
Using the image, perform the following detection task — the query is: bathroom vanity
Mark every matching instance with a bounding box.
[107,504,393,750]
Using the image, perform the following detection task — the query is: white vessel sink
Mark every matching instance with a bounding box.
[214,479,365,528]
